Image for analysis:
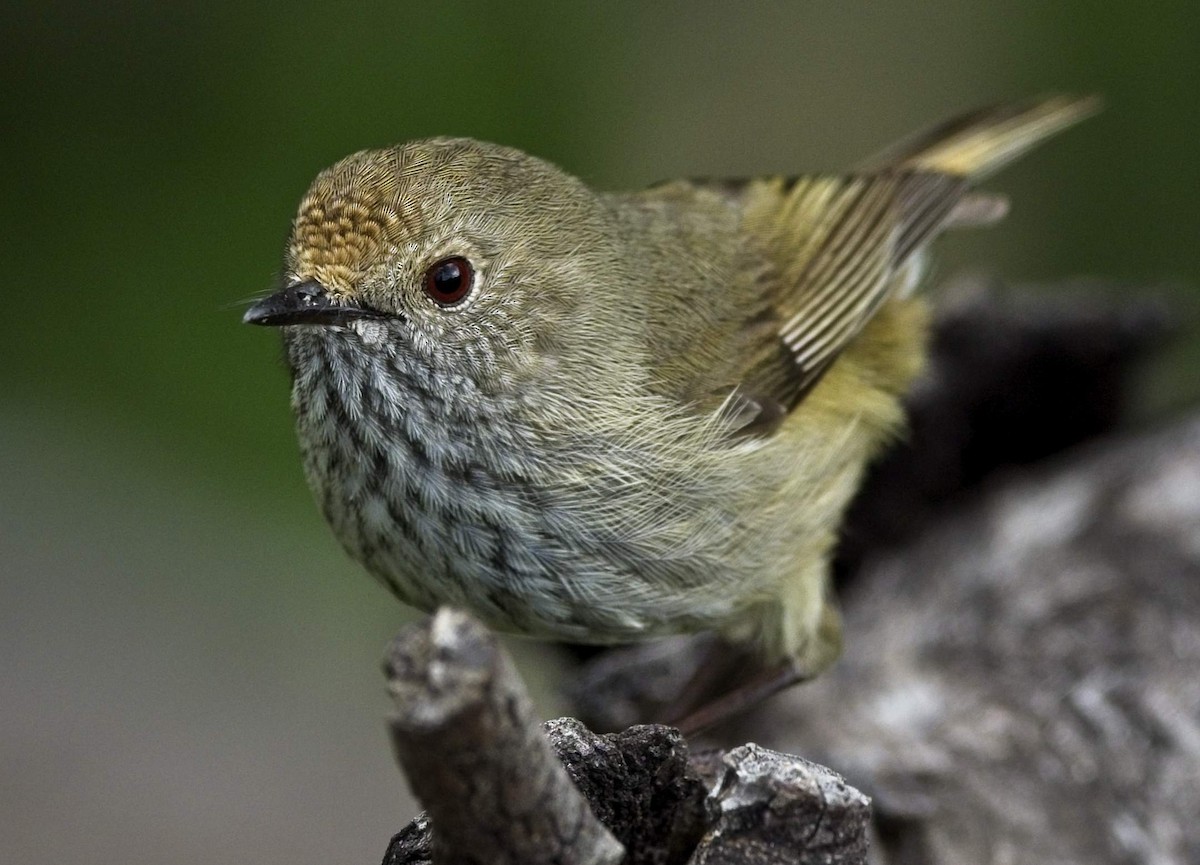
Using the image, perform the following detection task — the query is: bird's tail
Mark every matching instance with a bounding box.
[861,93,1102,180]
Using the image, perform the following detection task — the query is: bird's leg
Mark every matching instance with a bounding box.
[672,660,808,737]
[567,634,724,731]
[663,636,760,723]
[568,635,807,734]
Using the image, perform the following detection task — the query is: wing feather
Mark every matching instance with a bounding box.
[637,95,1097,432]
[755,171,963,403]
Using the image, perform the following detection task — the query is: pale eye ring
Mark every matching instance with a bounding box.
[423,256,475,306]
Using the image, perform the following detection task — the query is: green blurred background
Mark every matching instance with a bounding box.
[2,2,1197,863]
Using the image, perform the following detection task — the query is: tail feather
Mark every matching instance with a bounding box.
[862,93,1102,180]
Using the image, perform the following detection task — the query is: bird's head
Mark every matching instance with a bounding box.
[248,138,627,392]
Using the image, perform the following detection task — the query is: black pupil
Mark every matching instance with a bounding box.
[432,261,464,295]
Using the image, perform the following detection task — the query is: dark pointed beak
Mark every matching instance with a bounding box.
[243,280,385,327]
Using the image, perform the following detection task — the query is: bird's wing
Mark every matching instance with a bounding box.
[638,170,965,433]
[733,170,967,411]
[658,94,1099,433]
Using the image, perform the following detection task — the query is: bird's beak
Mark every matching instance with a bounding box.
[243,280,384,327]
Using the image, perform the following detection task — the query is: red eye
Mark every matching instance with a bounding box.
[423,256,474,306]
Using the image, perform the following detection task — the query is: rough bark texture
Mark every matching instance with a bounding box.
[750,414,1200,865]
[384,609,624,865]
[383,614,872,864]
[543,720,709,865]
[690,744,871,865]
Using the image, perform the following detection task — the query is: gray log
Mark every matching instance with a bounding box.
[754,414,1200,865]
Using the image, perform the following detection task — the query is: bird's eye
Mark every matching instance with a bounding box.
[423,256,475,307]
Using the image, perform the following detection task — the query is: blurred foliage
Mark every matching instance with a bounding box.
[3,1,1197,516]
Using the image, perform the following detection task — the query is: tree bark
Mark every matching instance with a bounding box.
[748,413,1200,865]
[385,608,624,865]
[383,611,873,865]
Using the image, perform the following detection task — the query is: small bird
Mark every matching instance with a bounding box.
[246,95,1097,728]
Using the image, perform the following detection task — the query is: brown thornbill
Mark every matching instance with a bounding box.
[246,95,1098,730]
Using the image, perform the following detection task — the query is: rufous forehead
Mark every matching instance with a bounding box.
[289,194,403,297]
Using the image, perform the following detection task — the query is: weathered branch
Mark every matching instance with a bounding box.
[759,412,1200,865]
[384,609,623,865]
[383,611,872,864]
